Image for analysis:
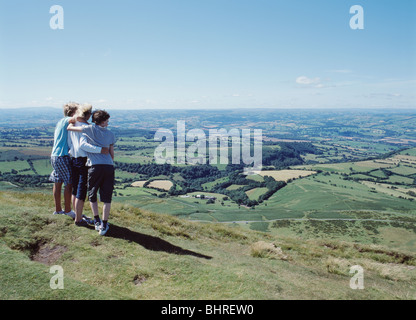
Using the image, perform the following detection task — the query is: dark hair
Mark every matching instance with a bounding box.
[92,110,110,125]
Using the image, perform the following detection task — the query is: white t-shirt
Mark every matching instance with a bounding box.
[69,121,101,158]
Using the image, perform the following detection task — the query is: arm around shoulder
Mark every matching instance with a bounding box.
[67,123,83,132]
[80,134,103,154]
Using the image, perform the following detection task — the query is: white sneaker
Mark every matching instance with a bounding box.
[53,210,65,215]
[99,223,110,236]
[64,210,76,219]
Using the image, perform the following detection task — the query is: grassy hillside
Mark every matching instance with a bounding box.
[0,190,415,300]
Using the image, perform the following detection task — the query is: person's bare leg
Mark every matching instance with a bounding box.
[64,184,72,213]
[90,201,99,217]
[74,198,84,223]
[53,182,63,212]
[102,203,111,222]
[72,195,76,213]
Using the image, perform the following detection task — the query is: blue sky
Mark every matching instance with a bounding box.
[0,0,415,109]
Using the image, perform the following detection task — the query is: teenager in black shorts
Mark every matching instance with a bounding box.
[69,109,116,236]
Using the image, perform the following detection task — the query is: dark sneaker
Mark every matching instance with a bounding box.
[75,219,89,227]
[82,215,95,225]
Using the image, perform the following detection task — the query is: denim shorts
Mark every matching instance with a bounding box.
[87,165,115,203]
[72,157,88,201]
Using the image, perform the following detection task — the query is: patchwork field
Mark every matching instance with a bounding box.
[1,111,415,255]
[148,180,173,191]
[131,180,174,191]
[131,180,146,187]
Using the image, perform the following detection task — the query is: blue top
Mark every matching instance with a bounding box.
[80,124,116,166]
[51,117,71,157]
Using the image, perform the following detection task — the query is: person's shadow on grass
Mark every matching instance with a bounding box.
[106,224,212,260]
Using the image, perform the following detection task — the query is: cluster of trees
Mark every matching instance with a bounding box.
[262,142,322,169]
[115,162,228,185]
[115,162,232,195]
[116,161,289,206]
[0,173,48,187]
[116,162,177,177]
[27,159,38,175]
[210,173,286,207]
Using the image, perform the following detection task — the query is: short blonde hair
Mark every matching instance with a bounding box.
[76,103,93,118]
[63,102,79,117]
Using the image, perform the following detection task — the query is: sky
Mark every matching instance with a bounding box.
[0,0,415,110]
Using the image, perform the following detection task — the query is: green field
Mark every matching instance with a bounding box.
[390,165,416,176]
[31,159,53,175]
[201,176,229,190]
[226,184,246,191]
[246,187,269,200]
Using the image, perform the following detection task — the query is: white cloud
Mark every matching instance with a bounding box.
[296,76,321,86]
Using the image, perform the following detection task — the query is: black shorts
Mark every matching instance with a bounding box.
[72,157,88,201]
[87,165,115,203]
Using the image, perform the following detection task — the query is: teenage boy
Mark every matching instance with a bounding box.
[49,102,78,218]
[69,109,115,235]
[67,104,109,227]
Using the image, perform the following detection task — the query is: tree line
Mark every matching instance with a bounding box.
[115,161,286,207]
[262,142,322,168]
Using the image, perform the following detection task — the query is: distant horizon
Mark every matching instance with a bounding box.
[0,105,415,112]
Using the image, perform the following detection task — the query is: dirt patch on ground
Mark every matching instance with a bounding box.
[133,274,147,286]
[30,243,67,265]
